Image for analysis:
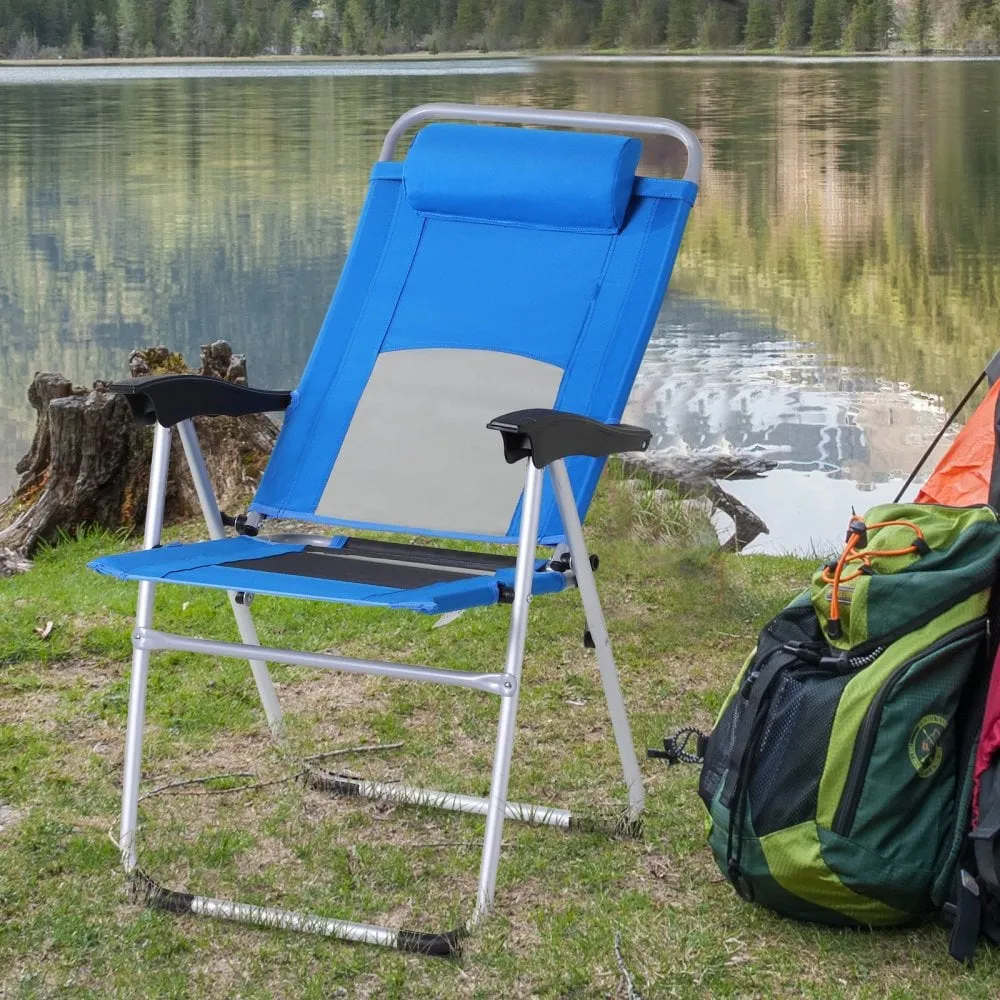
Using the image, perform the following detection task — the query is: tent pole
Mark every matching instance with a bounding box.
[894,370,987,504]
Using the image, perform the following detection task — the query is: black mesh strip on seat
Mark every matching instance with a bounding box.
[220,546,493,590]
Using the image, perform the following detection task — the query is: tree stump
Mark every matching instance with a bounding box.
[0,342,278,574]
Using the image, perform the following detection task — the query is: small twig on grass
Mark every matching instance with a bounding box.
[138,743,406,803]
[301,741,404,763]
[394,841,507,850]
[614,931,645,1000]
[138,770,290,802]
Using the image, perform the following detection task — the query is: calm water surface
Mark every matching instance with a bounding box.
[1,60,998,553]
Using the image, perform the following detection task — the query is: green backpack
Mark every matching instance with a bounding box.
[697,503,1000,926]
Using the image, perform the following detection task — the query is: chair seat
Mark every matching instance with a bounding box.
[89,535,568,614]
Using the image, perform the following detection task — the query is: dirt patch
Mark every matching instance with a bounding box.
[0,803,24,835]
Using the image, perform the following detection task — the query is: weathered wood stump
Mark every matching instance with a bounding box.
[619,451,772,553]
[0,342,278,574]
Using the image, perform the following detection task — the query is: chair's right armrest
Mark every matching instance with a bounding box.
[110,375,293,427]
[487,408,651,468]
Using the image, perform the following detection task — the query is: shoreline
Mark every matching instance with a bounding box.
[3,49,1000,68]
[0,51,521,67]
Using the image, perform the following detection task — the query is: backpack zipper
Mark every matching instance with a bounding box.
[831,618,986,837]
[844,576,991,662]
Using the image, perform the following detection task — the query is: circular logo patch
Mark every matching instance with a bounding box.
[909,714,947,778]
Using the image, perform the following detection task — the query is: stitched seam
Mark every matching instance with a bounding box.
[584,200,656,421]
[550,233,618,536]
[307,213,429,514]
[541,199,656,536]
[278,189,408,505]
[290,195,423,512]
[404,208,621,235]
[504,233,617,542]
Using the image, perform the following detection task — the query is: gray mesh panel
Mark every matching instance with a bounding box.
[315,348,563,537]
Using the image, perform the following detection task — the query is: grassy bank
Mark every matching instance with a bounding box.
[1,479,998,998]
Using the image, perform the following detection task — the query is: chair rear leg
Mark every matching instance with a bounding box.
[472,461,544,924]
[176,419,283,737]
[550,460,645,823]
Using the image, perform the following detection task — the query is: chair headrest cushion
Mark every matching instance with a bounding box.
[402,123,642,234]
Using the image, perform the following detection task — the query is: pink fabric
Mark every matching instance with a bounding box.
[973,646,1000,827]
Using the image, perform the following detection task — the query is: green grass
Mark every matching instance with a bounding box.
[1,480,997,997]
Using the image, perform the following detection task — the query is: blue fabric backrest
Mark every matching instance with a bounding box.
[403,123,642,233]
[252,122,698,546]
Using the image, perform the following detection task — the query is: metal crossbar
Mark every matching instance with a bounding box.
[379,102,703,183]
[134,627,517,697]
[304,769,573,828]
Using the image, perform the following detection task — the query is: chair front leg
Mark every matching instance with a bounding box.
[472,460,545,924]
[120,423,172,872]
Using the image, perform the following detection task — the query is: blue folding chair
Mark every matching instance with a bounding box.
[90,104,701,955]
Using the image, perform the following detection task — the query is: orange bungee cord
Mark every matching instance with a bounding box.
[821,513,930,639]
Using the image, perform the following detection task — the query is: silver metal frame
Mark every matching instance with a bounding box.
[118,426,643,950]
[117,101,669,953]
[379,102,704,184]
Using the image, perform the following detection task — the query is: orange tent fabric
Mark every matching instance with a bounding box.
[917,380,1000,507]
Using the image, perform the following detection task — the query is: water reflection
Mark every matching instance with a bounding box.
[1,61,996,552]
[632,295,946,479]
[628,296,946,554]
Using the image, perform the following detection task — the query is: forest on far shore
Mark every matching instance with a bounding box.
[1,0,996,60]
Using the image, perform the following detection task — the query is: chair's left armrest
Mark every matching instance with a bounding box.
[488,408,651,468]
[110,375,293,427]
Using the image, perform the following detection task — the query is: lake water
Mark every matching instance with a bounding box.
[1,58,998,554]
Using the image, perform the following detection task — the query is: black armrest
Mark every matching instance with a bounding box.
[109,375,293,427]
[488,408,651,468]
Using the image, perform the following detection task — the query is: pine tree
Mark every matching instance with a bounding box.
[373,0,392,36]
[117,0,138,55]
[342,0,369,52]
[778,0,808,48]
[168,0,190,53]
[909,0,932,52]
[627,0,667,47]
[845,0,875,49]
[66,21,84,56]
[666,0,697,48]
[272,1,293,52]
[232,13,261,55]
[93,9,115,54]
[521,0,550,44]
[873,0,892,48]
[593,0,627,48]
[455,0,484,40]
[744,0,775,48]
[550,2,590,47]
[485,0,522,48]
[810,0,840,50]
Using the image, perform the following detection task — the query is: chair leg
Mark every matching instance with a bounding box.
[121,585,154,872]
[550,460,645,822]
[176,420,284,737]
[472,460,545,925]
[120,424,172,872]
